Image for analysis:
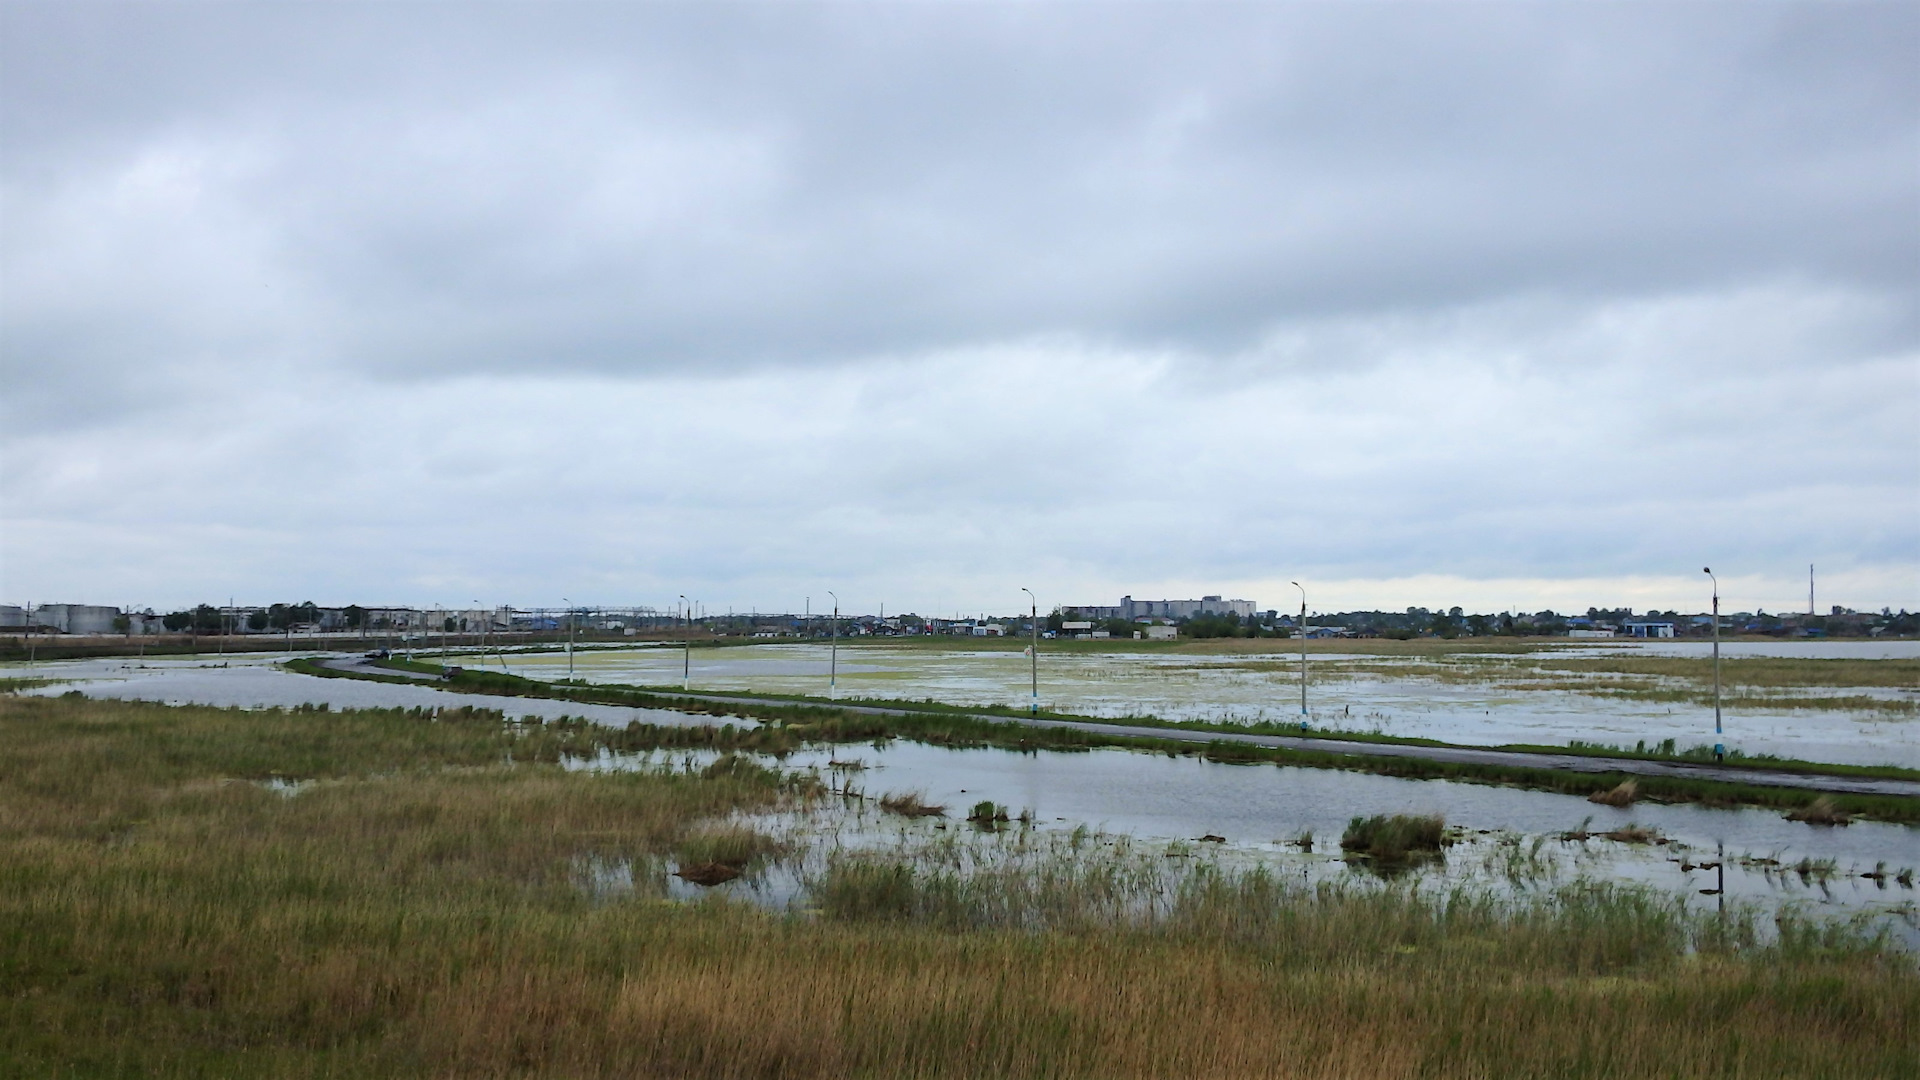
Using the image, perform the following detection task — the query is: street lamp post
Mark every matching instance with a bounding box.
[1291,581,1308,721]
[563,597,574,681]
[1704,568,1722,761]
[679,595,689,690]
[828,591,839,699]
[474,601,486,669]
[1021,587,1038,715]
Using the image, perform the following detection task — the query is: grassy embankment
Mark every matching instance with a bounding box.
[290,657,1920,822]
[2,693,1915,1077]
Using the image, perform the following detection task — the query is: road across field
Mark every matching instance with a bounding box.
[317,657,1920,799]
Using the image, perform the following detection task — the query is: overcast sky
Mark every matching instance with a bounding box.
[2,1,1915,617]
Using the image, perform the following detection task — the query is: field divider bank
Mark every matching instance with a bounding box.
[288,656,1920,819]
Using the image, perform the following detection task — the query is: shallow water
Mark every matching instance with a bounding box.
[1624,640,1920,661]
[16,641,1912,765]
[570,742,1919,943]
[7,653,716,728]
[8,650,1912,940]
[503,641,1920,767]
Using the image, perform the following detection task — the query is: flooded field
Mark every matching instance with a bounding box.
[504,639,1920,767]
[569,742,1920,945]
[6,647,1916,948]
[4,653,716,728]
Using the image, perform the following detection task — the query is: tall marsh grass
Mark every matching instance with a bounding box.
[1340,813,1447,862]
[2,694,1914,1077]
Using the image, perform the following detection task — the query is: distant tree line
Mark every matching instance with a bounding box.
[162,602,323,633]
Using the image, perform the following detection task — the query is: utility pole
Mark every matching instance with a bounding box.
[564,597,574,681]
[1809,564,1815,618]
[680,595,689,690]
[1291,581,1308,721]
[828,590,839,699]
[1704,568,1722,761]
[1022,588,1038,715]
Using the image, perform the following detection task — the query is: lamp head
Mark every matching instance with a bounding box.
[1702,567,1711,575]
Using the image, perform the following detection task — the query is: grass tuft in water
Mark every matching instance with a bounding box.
[878,790,946,817]
[1340,813,1445,862]
[968,800,1010,824]
[1588,778,1640,807]
[1786,795,1852,826]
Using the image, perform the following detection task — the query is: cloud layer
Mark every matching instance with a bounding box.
[3,2,1915,614]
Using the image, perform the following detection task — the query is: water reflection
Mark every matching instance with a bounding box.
[565,739,1918,944]
[8,653,715,728]
[507,641,1920,767]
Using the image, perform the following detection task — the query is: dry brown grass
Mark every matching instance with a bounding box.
[1786,796,1853,826]
[880,790,948,817]
[1590,779,1640,807]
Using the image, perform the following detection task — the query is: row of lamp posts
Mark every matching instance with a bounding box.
[599,573,1727,757]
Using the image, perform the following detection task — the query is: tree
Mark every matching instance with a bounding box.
[193,604,222,633]
[1046,611,1064,634]
[247,609,269,632]
[163,611,191,632]
[344,605,367,629]
[1183,613,1243,639]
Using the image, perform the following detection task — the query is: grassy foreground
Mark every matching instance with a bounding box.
[2,694,1916,1078]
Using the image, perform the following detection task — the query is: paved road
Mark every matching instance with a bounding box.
[321,657,443,681]
[314,659,1920,799]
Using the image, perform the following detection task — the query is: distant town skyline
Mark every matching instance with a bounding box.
[3,4,1914,616]
[6,574,1910,628]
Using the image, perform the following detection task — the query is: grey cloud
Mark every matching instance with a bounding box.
[5,1,1915,410]
[2,3,1915,611]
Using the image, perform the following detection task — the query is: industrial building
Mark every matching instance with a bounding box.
[1066,595,1259,621]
